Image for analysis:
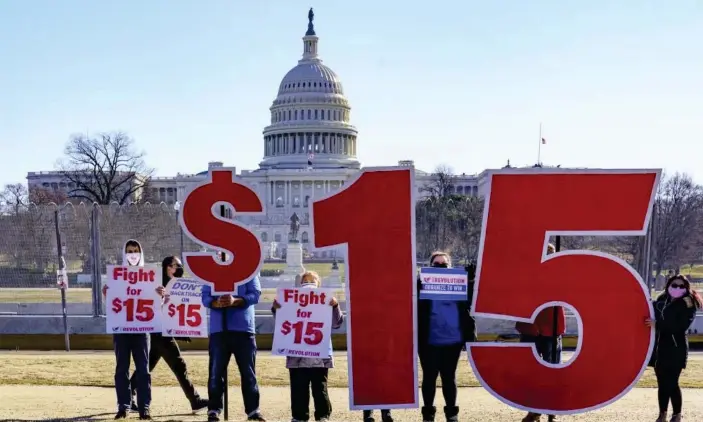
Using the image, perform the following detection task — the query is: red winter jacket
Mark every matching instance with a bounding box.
[515,306,566,337]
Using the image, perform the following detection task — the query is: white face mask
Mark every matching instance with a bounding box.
[301,282,317,289]
[126,253,141,266]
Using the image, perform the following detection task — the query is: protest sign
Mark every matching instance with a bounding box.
[105,264,162,334]
[272,287,334,358]
[162,278,208,338]
[419,267,468,301]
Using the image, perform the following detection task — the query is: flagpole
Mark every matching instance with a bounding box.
[537,122,542,165]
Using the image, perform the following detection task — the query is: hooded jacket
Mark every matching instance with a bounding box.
[122,239,145,267]
[649,293,697,370]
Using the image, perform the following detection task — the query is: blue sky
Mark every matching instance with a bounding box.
[1,1,701,185]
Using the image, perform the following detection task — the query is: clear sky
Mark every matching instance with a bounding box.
[1,0,701,185]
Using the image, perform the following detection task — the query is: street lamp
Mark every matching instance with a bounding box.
[174,201,183,257]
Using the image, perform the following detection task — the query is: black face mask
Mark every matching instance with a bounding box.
[174,267,184,278]
[432,263,448,268]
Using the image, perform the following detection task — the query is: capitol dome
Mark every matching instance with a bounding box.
[259,8,359,170]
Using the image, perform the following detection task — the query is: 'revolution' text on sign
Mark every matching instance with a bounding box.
[106,264,162,334]
[272,287,334,358]
[162,278,208,338]
[419,267,468,301]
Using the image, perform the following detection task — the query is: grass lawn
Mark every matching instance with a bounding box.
[0,263,346,304]
[1,351,702,388]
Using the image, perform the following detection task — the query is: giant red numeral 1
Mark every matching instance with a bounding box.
[179,169,265,294]
[469,170,660,414]
[311,168,417,409]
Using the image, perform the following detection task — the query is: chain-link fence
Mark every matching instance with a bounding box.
[0,198,685,315]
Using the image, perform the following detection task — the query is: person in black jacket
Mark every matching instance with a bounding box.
[129,256,208,414]
[417,252,476,422]
[646,274,702,422]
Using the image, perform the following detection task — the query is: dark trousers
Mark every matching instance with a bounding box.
[113,333,151,412]
[129,334,200,405]
[289,368,331,421]
[655,365,683,414]
[520,334,563,364]
[418,343,463,419]
[208,331,260,416]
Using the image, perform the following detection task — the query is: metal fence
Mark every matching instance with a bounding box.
[0,201,665,315]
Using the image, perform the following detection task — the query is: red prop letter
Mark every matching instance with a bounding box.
[469,170,659,414]
[311,168,417,409]
[179,169,264,294]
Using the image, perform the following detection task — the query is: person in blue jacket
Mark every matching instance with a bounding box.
[202,275,267,422]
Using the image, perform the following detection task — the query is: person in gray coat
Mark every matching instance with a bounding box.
[272,271,344,422]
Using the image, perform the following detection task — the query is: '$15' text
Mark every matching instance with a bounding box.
[280,320,324,345]
[167,303,203,327]
[112,298,155,322]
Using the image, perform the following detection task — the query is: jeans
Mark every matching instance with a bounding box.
[655,365,683,414]
[130,334,200,405]
[520,334,563,364]
[208,331,260,417]
[113,334,150,412]
[289,368,331,421]
[418,343,463,419]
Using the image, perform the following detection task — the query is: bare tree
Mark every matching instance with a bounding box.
[28,186,68,205]
[58,132,153,204]
[652,173,703,275]
[423,164,456,197]
[0,183,28,215]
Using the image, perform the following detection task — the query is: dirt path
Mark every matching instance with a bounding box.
[2,386,702,421]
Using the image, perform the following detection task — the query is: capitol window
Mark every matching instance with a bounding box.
[314,110,318,119]
[301,232,309,243]
[276,197,283,208]
[261,232,268,242]
[307,109,311,119]
[274,233,282,242]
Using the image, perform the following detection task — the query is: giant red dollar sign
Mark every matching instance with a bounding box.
[179,169,265,294]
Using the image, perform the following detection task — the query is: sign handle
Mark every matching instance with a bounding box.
[54,209,70,352]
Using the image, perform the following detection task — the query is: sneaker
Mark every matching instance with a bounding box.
[670,414,683,422]
[522,413,542,422]
[208,411,221,422]
[381,410,394,422]
[248,414,267,421]
[114,410,128,420]
[191,397,209,414]
[548,416,559,422]
[138,410,152,420]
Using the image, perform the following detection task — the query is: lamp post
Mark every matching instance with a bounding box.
[174,201,183,257]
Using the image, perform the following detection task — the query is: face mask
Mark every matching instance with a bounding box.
[668,286,686,298]
[432,263,448,268]
[173,267,184,278]
[301,282,317,289]
[126,253,141,266]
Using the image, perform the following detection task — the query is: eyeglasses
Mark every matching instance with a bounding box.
[670,284,686,289]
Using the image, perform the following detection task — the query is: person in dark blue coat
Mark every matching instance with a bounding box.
[646,274,702,422]
[202,276,266,422]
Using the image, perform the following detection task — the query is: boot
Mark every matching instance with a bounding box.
[522,413,541,422]
[444,406,459,422]
[548,416,559,422]
[655,412,667,422]
[422,405,436,422]
[670,414,682,422]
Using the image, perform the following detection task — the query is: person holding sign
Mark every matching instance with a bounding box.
[271,271,344,422]
[646,275,702,422]
[417,252,476,422]
[102,239,155,420]
[202,273,266,422]
[128,256,208,414]
[516,243,565,422]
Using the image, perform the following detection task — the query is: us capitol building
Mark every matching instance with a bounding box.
[27,9,486,259]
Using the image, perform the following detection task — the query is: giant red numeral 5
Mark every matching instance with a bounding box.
[469,170,660,414]
[311,168,417,409]
[180,169,265,294]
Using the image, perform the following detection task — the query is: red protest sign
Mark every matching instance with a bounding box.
[311,168,418,409]
[179,169,265,294]
[469,169,659,414]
